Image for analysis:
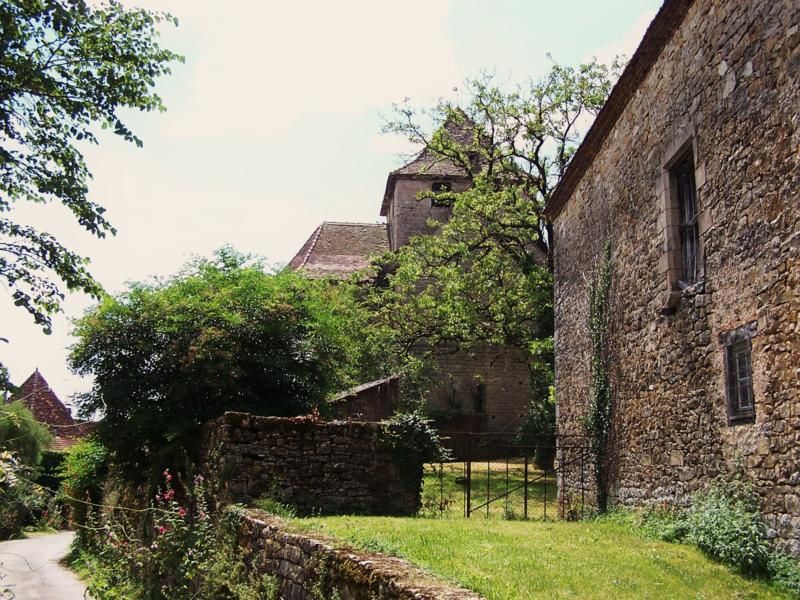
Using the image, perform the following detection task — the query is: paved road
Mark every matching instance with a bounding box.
[0,531,86,599]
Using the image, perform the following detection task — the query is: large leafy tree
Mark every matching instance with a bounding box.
[70,249,400,480]
[0,0,181,387]
[373,59,621,429]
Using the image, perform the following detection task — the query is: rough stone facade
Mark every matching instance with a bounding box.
[548,0,799,553]
[238,510,484,600]
[202,412,420,516]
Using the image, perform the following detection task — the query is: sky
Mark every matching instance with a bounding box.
[1,0,661,403]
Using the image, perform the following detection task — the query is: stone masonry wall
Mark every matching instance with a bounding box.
[238,510,483,600]
[202,412,420,516]
[428,344,532,436]
[553,0,799,552]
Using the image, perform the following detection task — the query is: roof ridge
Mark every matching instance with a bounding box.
[298,224,324,269]
[322,221,386,228]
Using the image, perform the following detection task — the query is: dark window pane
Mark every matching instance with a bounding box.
[674,157,699,284]
[726,339,755,424]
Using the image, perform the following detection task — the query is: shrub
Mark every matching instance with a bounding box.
[769,552,800,598]
[0,401,52,466]
[0,451,47,539]
[684,477,771,576]
[58,438,108,532]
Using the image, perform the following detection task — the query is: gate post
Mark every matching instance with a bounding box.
[523,454,529,520]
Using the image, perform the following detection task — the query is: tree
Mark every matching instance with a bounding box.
[70,248,400,480]
[0,0,182,388]
[372,59,622,431]
[0,400,52,466]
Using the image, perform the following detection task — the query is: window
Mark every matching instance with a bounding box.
[431,181,452,207]
[723,326,756,425]
[473,382,486,413]
[660,134,709,313]
[674,155,699,286]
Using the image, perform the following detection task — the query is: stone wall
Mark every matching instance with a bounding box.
[427,344,532,436]
[238,510,483,600]
[551,0,799,553]
[202,412,420,516]
[387,178,470,251]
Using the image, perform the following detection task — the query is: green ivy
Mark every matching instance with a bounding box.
[584,240,612,511]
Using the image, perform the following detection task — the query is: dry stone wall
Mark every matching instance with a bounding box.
[238,510,484,600]
[552,0,799,553]
[202,412,420,516]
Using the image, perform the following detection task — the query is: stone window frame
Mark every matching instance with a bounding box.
[657,128,712,312]
[720,323,757,426]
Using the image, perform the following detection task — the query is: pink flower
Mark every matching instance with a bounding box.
[156,525,167,535]
[164,489,175,501]
[178,507,186,517]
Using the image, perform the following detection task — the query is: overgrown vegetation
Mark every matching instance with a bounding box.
[57,438,108,534]
[70,248,404,481]
[0,402,54,538]
[69,470,279,600]
[583,239,613,511]
[381,412,450,490]
[637,476,800,597]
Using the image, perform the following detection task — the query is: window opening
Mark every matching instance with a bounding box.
[674,156,699,285]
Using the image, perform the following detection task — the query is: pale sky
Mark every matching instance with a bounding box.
[1,0,661,402]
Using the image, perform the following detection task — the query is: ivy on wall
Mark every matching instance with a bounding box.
[585,240,613,512]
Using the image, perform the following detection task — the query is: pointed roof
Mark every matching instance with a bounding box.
[288,221,389,278]
[11,370,73,427]
[8,370,93,450]
[380,113,476,216]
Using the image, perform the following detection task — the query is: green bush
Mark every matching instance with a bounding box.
[685,477,771,576]
[58,438,108,532]
[0,451,48,539]
[0,401,52,466]
[637,503,690,543]
[768,552,800,598]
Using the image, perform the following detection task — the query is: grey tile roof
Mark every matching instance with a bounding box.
[288,221,389,278]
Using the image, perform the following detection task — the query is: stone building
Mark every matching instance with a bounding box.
[546,0,799,552]
[290,122,532,436]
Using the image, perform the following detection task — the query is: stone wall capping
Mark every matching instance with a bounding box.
[241,509,485,600]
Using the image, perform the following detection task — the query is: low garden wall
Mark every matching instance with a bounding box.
[239,509,484,600]
[202,412,420,515]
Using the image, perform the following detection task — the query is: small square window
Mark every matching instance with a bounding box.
[724,332,755,425]
[431,181,452,207]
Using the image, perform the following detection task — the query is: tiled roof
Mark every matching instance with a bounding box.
[288,222,389,278]
[9,370,93,451]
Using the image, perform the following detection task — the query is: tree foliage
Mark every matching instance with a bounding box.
[0,400,52,466]
[69,248,400,480]
[372,59,621,430]
[0,0,181,387]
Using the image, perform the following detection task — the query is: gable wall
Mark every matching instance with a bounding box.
[552,0,799,552]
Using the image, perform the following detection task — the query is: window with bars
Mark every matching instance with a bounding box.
[725,337,755,424]
[673,156,699,286]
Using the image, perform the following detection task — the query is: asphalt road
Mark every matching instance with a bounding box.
[0,531,86,599]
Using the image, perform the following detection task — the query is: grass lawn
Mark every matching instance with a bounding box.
[288,515,788,599]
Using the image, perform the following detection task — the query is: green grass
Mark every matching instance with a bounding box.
[421,460,559,519]
[287,515,789,599]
